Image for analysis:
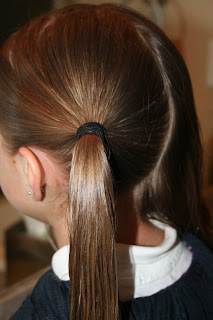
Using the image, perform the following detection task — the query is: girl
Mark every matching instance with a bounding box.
[0,4,212,320]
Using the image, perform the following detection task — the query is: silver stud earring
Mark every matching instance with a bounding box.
[28,188,44,196]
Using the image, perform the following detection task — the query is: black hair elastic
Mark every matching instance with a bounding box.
[76,122,110,157]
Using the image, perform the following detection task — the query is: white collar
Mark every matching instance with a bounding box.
[52,220,192,301]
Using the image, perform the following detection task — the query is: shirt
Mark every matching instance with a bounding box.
[52,220,192,301]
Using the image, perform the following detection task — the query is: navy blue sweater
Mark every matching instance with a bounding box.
[11,233,213,319]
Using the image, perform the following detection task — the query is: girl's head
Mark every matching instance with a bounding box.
[0,4,210,319]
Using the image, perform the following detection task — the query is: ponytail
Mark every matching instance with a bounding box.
[69,133,119,319]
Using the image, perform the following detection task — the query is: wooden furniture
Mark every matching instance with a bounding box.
[0,197,22,289]
[203,186,213,217]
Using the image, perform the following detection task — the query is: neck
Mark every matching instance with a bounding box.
[115,190,165,246]
[51,216,69,249]
[51,190,165,250]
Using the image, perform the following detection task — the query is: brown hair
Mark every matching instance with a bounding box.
[0,4,212,319]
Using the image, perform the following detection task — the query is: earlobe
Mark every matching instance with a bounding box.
[18,146,45,201]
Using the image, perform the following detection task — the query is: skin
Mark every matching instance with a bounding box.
[0,134,164,249]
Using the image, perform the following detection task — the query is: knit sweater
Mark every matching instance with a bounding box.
[10,233,213,320]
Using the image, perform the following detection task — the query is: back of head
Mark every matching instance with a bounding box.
[0,4,211,319]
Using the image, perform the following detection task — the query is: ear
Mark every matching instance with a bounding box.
[18,146,45,201]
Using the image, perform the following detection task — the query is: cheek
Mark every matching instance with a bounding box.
[1,183,48,223]
[1,184,44,222]
[1,182,26,214]
[0,164,27,214]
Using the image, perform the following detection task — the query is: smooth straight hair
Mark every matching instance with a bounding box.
[0,4,212,319]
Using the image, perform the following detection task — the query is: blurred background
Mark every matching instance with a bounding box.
[0,0,213,318]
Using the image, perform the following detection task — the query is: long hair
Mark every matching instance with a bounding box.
[0,4,212,319]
